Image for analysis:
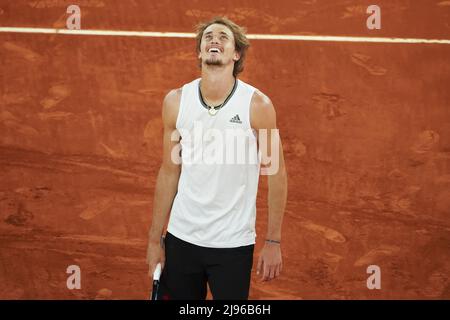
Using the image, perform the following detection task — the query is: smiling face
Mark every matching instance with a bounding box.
[198,23,240,69]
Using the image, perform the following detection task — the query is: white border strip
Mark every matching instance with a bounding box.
[0,27,449,44]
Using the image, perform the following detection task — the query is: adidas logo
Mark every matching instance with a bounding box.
[229,114,242,124]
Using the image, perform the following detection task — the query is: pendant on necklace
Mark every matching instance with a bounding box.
[208,107,218,116]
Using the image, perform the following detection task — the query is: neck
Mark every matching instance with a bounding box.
[200,65,236,104]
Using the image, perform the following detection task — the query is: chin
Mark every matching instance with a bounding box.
[205,58,224,66]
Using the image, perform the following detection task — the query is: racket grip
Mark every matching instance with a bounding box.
[150,263,162,300]
[151,280,159,300]
[153,263,162,281]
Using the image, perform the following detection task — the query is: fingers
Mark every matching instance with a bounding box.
[267,265,275,281]
[261,263,282,281]
[161,253,166,270]
[269,266,276,280]
[147,245,165,278]
[148,263,155,279]
[263,262,269,281]
[275,264,281,278]
[257,256,263,276]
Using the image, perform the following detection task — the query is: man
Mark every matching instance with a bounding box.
[146,16,288,300]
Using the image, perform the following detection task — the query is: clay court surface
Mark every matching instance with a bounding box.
[0,1,449,299]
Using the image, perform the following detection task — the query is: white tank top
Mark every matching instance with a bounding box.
[167,78,261,248]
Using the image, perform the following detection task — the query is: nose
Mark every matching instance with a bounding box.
[210,34,220,44]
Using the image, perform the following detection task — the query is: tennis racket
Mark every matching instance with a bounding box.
[150,263,162,300]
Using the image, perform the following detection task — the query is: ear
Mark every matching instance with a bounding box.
[198,51,201,59]
[233,51,241,62]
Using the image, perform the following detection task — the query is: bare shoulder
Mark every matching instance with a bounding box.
[163,88,182,112]
[162,88,182,128]
[251,89,273,107]
[250,89,276,129]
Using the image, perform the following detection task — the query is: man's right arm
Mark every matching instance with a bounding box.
[147,89,181,274]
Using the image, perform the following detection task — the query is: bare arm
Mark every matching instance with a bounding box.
[250,90,288,281]
[147,88,182,276]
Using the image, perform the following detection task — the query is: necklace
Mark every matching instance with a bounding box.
[199,78,237,116]
[208,102,222,116]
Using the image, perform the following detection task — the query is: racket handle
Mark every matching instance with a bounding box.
[150,263,162,300]
[153,263,162,281]
[151,280,159,300]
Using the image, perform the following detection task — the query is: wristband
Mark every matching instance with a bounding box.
[265,239,280,244]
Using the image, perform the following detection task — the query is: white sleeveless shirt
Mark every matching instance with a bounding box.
[167,78,261,248]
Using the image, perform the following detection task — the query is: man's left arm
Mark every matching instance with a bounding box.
[250,90,288,282]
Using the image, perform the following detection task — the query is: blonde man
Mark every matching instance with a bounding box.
[147,17,288,300]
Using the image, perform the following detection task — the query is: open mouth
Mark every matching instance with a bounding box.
[208,48,221,53]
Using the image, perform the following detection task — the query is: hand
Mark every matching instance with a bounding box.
[146,239,165,280]
[256,242,282,281]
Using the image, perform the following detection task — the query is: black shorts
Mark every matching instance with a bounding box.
[157,232,254,300]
